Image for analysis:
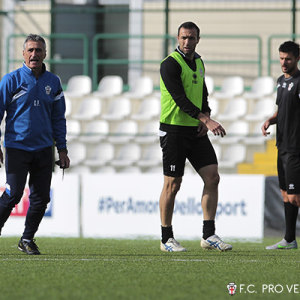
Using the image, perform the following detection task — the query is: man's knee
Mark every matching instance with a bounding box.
[204,172,220,188]
[0,190,23,208]
[164,177,182,196]
[287,194,300,207]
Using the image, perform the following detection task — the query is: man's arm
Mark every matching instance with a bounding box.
[262,110,278,136]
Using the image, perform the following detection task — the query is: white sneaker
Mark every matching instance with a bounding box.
[265,239,297,250]
[160,238,187,252]
[201,234,232,251]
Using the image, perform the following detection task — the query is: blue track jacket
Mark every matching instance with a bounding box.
[0,63,67,151]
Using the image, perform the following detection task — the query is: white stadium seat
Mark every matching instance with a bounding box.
[85,142,115,167]
[218,144,246,169]
[131,96,160,121]
[219,120,249,144]
[102,97,131,121]
[108,120,138,144]
[218,97,247,121]
[110,143,141,167]
[93,75,123,98]
[64,75,92,97]
[245,97,276,121]
[123,76,153,99]
[66,119,81,142]
[68,142,87,166]
[214,76,244,99]
[244,76,275,99]
[137,144,162,168]
[72,97,102,120]
[135,120,159,144]
[79,120,109,143]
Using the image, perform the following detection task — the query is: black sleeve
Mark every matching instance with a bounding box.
[160,56,203,119]
[202,81,211,115]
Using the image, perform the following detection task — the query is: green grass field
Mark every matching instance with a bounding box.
[0,237,299,300]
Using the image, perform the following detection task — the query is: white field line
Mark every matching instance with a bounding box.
[0,257,262,263]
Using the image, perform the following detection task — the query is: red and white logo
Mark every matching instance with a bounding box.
[227,282,237,295]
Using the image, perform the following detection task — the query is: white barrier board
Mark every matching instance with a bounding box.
[1,174,80,237]
[81,174,265,240]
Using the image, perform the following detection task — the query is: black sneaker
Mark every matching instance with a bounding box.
[18,238,41,255]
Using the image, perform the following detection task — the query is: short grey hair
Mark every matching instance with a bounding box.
[23,34,46,50]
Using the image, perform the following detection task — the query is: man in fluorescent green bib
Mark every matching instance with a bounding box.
[159,22,232,252]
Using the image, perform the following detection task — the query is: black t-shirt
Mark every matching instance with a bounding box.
[276,70,300,152]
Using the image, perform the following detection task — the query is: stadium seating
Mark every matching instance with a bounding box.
[243,122,276,145]
[218,144,246,169]
[79,120,109,143]
[135,120,159,144]
[123,76,154,99]
[219,120,249,144]
[94,166,116,174]
[68,142,87,166]
[243,76,275,99]
[137,144,162,168]
[85,142,115,167]
[218,97,247,121]
[69,165,91,174]
[72,97,102,120]
[118,166,142,173]
[93,75,123,98]
[102,97,131,121]
[110,143,141,167]
[66,119,81,142]
[64,75,92,97]
[62,75,279,174]
[214,76,244,99]
[245,97,276,121]
[107,120,138,144]
[131,96,160,120]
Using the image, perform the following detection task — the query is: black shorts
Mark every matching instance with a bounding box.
[277,150,300,194]
[159,132,217,177]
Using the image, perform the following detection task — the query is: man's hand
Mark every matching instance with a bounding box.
[205,119,226,137]
[197,122,208,137]
[58,151,70,169]
[261,120,271,137]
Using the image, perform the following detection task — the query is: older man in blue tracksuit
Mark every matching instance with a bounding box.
[0,34,70,255]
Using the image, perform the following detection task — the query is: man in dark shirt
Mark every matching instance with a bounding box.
[262,40,300,250]
[159,21,232,252]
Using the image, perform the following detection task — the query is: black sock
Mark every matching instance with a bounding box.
[161,225,174,243]
[284,202,299,243]
[203,220,215,240]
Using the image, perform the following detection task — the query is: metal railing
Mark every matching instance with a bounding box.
[202,34,262,77]
[92,33,177,90]
[6,33,264,89]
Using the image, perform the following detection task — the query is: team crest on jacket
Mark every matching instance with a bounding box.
[288,82,294,91]
[45,85,51,95]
